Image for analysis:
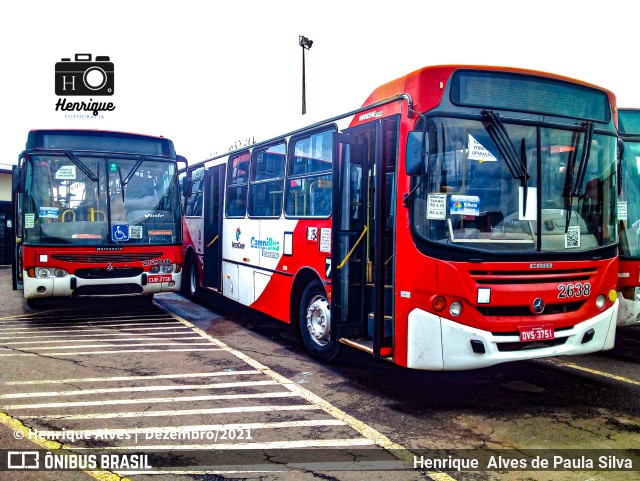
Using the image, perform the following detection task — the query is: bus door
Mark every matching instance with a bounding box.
[332,132,368,342]
[203,164,225,291]
[332,119,397,357]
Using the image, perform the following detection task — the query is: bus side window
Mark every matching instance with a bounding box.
[248,143,285,218]
[285,128,334,218]
[310,179,331,216]
[183,167,204,217]
[226,152,250,218]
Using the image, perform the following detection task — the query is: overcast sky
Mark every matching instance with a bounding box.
[1,0,638,165]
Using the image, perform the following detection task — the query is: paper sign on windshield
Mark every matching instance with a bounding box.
[55,165,77,180]
[618,201,628,221]
[427,194,447,219]
[468,134,497,162]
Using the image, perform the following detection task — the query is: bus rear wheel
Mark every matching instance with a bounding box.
[299,281,340,362]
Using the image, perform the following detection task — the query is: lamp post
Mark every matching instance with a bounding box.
[299,35,313,115]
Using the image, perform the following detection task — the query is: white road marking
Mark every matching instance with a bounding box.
[0,321,182,332]
[1,336,203,345]
[82,438,376,450]
[0,325,191,339]
[0,341,213,350]
[3,370,260,385]
[20,404,322,420]
[1,391,298,409]
[50,419,347,436]
[0,348,222,356]
[0,380,278,399]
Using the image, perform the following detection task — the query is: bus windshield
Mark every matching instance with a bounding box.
[410,116,618,253]
[23,155,180,245]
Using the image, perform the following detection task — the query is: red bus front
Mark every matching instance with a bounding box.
[383,67,619,369]
[14,130,183,306]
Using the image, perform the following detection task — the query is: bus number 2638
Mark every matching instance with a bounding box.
[557,283,591,298]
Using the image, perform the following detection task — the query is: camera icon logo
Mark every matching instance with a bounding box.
[55,53,114,96]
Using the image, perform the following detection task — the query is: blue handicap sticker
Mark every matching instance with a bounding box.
[111,223,130,241]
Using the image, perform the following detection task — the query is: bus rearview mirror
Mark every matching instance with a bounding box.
[406,131,428,176]
[12,165,25,193]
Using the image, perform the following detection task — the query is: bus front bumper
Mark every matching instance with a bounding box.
[406,301,618,371]
[23,271,182,299]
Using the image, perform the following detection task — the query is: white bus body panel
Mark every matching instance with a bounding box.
[23,271,181,299]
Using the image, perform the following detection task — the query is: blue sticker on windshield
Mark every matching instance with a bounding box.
[111,223,130,241]
[39,207,59,219]
[450,195,480,216]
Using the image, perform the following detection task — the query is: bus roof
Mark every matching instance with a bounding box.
[361,65,617,126]
[24,129,176,157]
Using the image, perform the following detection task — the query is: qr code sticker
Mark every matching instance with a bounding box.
[565,225,580,249]
[129,225,143,239]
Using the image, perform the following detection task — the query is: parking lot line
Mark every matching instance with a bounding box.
[544,358,640,386]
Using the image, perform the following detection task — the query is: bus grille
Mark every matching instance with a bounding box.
[469,267,596,317]
[476,300,585,317]
[52,253,163,263]
[74,268,143,279]
[469,268,596,285]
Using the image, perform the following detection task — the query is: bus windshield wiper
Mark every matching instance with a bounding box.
[482,110,530,216]
[66,151,98,183]
[122,156,146,185]
[562,121,594,232]
[117,165,126,202]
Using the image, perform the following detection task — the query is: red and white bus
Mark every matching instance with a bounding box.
[182,65,620,370]
[12,129,185,307]
[616,108,640,326]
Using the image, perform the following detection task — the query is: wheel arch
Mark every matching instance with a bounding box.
[290,267,326,330]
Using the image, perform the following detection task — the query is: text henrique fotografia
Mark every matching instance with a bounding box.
[54,53,115,117]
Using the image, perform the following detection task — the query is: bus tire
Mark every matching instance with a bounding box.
[299,281,340,362]
[185,257,199,300]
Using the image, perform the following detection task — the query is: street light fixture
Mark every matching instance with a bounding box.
[299,35,313,115]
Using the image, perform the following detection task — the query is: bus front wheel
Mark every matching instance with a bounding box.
[186,258,199,300]
[299,281,340,362]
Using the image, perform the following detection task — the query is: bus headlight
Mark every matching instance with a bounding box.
[150,265,175,274]
[596,295,606,309]
[36,268,51,278]
[449,301,462,317]
[54,269,67,278]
